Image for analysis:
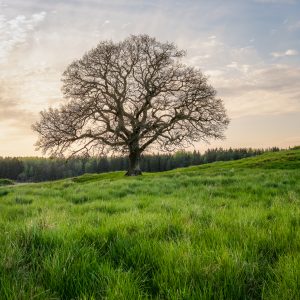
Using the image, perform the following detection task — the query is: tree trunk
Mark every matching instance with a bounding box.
[125,151,142,176]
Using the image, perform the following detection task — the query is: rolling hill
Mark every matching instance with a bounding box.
[0,149,299,299]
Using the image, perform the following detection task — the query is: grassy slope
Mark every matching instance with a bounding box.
[0,179,14,186]
[0,150,299,299]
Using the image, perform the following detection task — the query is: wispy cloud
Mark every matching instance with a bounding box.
[0,11,46,63]
[0,82,36,132]
[181,34,300,118]
[287,20,300,31]
[223,65,300,115]
[271,49,299,57]
[0,1,8,7]
[254,0,296,4]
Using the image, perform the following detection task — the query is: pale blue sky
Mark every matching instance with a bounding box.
[0,0,300,156]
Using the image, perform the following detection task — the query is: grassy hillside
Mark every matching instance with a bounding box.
[0,178,14,186]
[0,149,299,299]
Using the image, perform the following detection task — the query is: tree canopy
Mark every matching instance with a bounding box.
[33,35,229,175]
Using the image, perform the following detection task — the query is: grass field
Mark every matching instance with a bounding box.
[0,149,300,299]
[0,179,14,186]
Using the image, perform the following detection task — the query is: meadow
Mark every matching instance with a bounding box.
[0,149,299,299]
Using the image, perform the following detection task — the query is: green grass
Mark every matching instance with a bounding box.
[0,149,300,299]
[0,178,14,186]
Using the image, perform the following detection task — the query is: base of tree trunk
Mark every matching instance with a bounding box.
[125,169,142,176]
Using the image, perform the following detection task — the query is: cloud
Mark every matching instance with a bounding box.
[213,64,300,117]
[0,1,8,7]
[271,49,299,57]
[103,20,110,25]
[0,61,62,137]
[254,0,296,3]
[0,82,36,132]
[181,35,300,118]
[0,11,46,64]
[121,22,131,29]
[226,61,250,73]
[287,20,300,31]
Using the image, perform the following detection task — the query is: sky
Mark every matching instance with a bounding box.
[0,0,300,157]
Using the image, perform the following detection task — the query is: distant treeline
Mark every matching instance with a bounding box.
[0,147,281,182]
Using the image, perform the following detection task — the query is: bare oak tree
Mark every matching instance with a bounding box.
[33,35,229,176]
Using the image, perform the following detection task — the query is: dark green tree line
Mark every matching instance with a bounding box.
[0,147,280,182]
